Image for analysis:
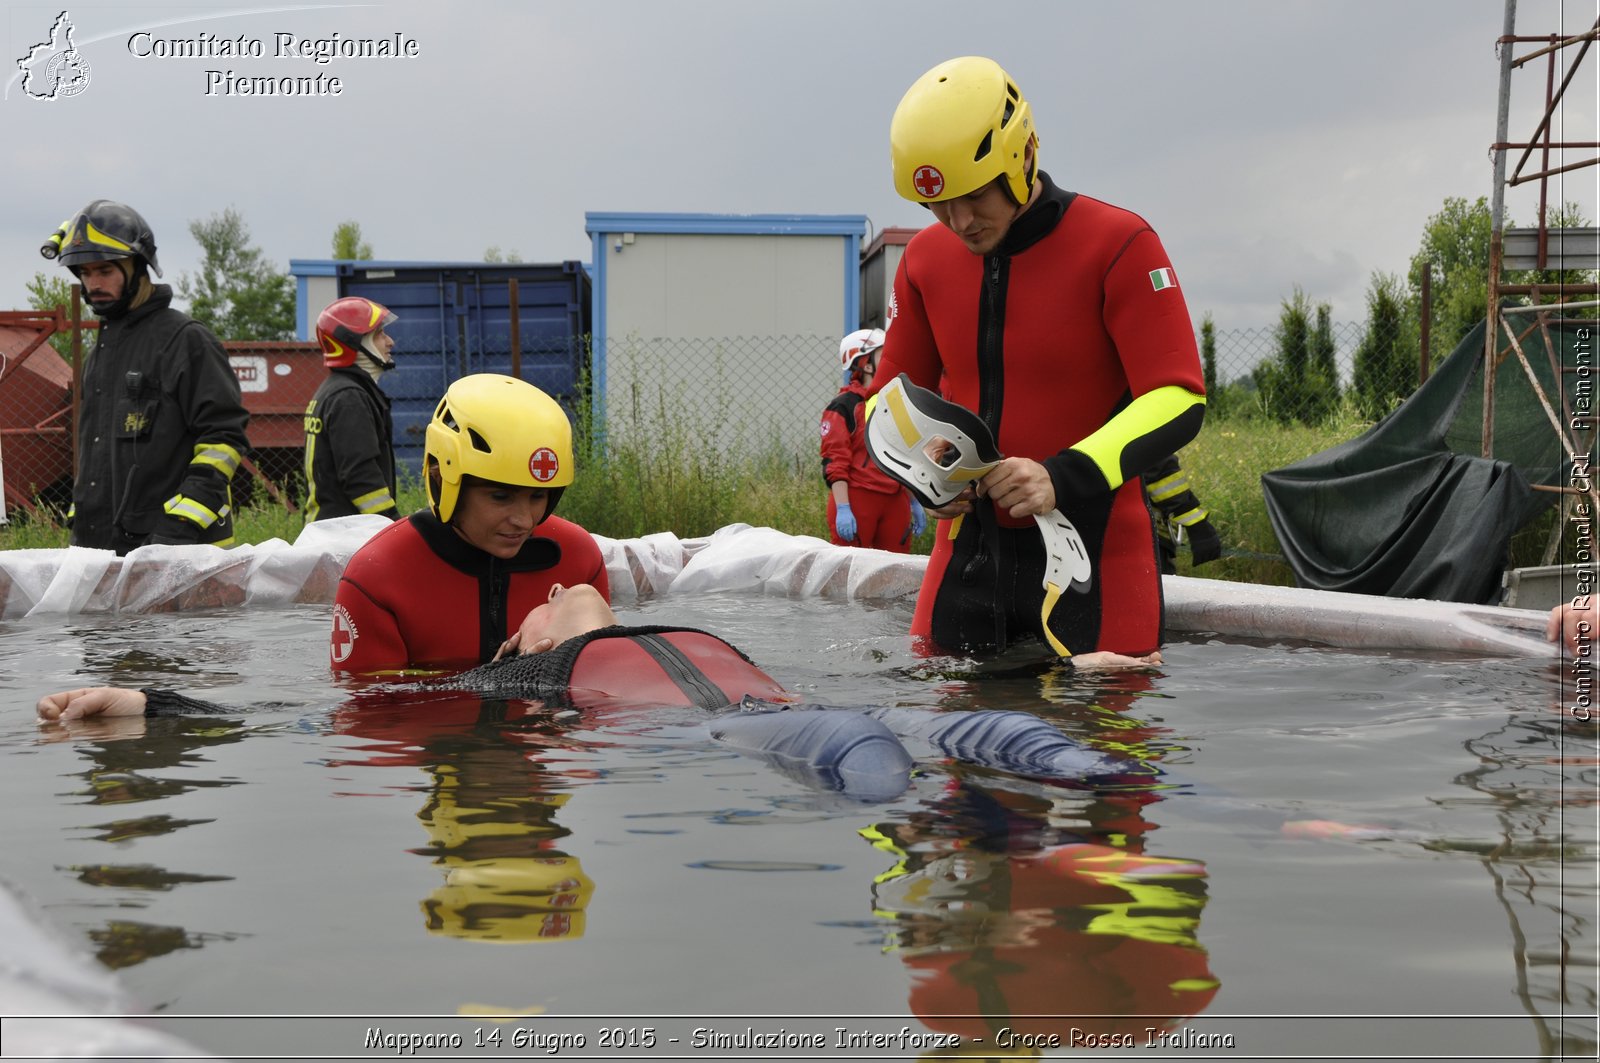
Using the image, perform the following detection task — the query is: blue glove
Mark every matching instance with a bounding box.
[834,501,857,542]
[909,499,927,537]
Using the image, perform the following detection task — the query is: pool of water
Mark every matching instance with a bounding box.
[2,592,1595,1060]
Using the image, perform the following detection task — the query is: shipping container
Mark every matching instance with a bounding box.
[291,260,592,472]
[582,213,866,453]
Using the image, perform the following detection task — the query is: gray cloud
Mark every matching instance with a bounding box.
[3,0,1593,335]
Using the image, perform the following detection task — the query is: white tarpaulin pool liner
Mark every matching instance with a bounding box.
[0,877,219,1060]
[0,517,1555,657]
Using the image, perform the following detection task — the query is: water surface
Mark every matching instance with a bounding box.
[2,594,1594,1059]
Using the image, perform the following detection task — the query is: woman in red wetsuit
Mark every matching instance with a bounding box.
[820,328,924,551]
[328,373,609,676]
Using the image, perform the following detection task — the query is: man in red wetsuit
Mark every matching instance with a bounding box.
[820,328,924,550]
[869,56,1207,660]
[329,374,609,675]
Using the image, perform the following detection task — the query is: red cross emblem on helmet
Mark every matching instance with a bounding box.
[529,447,561,483]
[912,165,945,198]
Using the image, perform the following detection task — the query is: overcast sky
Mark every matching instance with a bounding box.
[3,0,1596,336]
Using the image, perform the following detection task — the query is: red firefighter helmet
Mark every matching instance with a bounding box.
[316,296,397,369]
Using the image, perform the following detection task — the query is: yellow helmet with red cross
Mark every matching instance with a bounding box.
[890,56,1037,206]
[424,374,574,524]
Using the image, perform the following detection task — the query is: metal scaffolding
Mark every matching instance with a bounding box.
[1485,0,1599,482]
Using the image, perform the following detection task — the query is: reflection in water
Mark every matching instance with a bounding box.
[335,674,1219,1040]
[80,814,217,843]
[64,864,231,890]
[864,655,1219,1043]
[689,860,843,872]
[861,782,1216,1044]
[67,718,249,805]
[56,719,248,970]
[16,609,1597,1047]
[332,694,596,944]
[88,920,237,971]
[68,616,242,685]
[1458,708,1599,1059]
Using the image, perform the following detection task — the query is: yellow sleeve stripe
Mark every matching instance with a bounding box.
[163,494,224,528]
[191,442,242,478]
[1074,386,1205,491]
[1146,470,1191,501]
[353,488,396,514]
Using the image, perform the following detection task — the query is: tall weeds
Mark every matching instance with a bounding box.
[5,389,1565,587]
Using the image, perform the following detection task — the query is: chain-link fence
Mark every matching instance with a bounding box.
[1204,317,1424,426]
[593,319,1419,456]
[592,333,841,461]
[0,316,1428,524]
[0,307,1506,525]
[0,312,78,523]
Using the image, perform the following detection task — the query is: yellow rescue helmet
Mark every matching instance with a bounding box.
[890,56,1037,206]
[424,374,575,524]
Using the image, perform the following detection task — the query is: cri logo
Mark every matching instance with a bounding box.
[528,447,561,483]
[912,165,944,198]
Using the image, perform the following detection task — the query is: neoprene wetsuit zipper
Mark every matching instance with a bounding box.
[978,254,1007,434]
[480,558,509,662]
[973,253,1012,649]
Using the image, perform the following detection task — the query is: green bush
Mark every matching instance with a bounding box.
[3,394,1562,587]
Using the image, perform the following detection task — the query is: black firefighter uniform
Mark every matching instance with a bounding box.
[71,289,249,554]
[302,366,399,521]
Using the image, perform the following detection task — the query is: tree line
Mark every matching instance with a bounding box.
[23,197,1595,431]
[1214,197,1595,425]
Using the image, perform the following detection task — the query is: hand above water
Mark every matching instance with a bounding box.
[1547,599,1593,656]
[1071,649,1163,670]
[36,686,148,722]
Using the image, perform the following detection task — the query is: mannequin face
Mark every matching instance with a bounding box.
[514,583,616,651]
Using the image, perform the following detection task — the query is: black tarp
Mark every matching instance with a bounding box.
[1261,317,1585,604]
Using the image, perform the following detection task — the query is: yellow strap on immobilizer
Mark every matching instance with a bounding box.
[1041,582,1071,658]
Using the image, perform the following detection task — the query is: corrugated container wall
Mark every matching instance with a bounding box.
[291,260,592,473]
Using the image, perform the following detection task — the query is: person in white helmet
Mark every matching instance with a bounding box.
[820,328,925,550]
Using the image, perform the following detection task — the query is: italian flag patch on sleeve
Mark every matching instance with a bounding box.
[1150,267,1177,291]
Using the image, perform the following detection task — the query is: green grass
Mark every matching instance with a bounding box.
[1,396,1559,584]
[0,411,1364,571]
[0,515,71,550]
[561,391,826,542]
[1172,411,1370,585]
